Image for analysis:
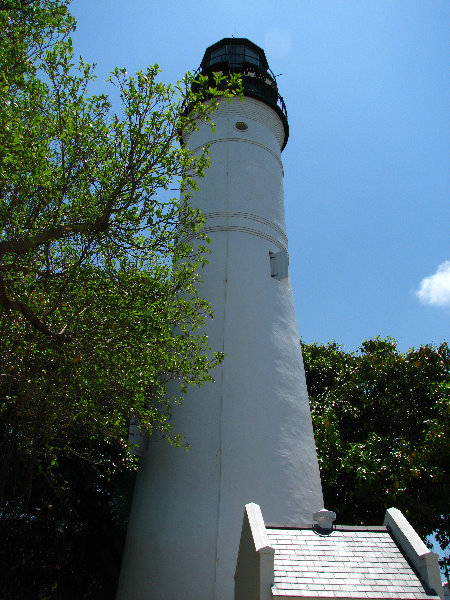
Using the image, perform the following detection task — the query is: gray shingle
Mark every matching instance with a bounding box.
[267,527,440,599]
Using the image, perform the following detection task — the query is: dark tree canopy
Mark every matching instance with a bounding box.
[0,1,240,597]
[302,337,450,578]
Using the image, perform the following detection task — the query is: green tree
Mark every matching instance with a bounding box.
[0,1,240,597]
[302,337,450,578]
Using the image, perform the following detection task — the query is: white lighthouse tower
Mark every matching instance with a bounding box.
[117,38,324,600]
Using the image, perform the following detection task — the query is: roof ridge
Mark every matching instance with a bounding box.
[266,523,388,532]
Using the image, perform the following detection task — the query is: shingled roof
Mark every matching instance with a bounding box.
[234,504,444,600]
[267,525,438,599]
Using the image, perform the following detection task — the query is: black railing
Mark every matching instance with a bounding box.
[200,61,289,148]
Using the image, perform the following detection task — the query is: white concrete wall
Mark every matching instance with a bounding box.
[234,503,275,600]
[117,96,323,600]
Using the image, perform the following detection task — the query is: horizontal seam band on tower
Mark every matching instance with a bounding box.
[202,211,288,246]
[184,225,287,252]
[191,139,284,174]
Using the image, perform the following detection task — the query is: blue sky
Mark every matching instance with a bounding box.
[70,0,449,352]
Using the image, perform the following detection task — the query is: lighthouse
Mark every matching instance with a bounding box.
[117,38,324,600]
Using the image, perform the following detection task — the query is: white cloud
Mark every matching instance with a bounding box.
[415,261,450,308]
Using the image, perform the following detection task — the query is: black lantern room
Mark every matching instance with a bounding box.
[199,38,289,149]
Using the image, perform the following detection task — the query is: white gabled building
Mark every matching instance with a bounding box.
[235,503,444,600]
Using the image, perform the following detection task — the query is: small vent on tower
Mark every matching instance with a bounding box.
[269,250,289,280]
[235,121,248,131]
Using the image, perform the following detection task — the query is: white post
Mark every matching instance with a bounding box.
[384,508,444,599]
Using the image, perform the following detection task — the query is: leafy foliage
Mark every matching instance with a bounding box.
[303,337,450,577]
[0,1,240,597]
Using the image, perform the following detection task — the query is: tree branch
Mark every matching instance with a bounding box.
[0,274,71,342]
[0,215,110,256]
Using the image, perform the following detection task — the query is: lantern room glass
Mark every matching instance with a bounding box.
[209,44,260,68]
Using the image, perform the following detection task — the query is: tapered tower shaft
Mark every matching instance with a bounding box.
[117,39,323,600]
